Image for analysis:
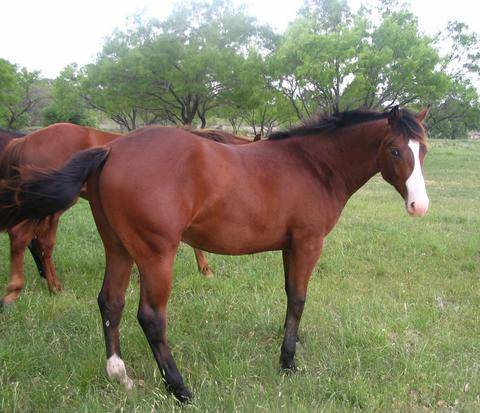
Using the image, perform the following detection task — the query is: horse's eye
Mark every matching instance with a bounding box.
[391,149,400,158]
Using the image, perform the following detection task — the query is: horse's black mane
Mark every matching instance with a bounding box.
[268,108,425,143]
[0,127,25,137]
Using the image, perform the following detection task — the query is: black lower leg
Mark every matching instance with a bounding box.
[98,290,125,357]
[138,304,192,403]
[280,296,305,371]
[28,238,46,279]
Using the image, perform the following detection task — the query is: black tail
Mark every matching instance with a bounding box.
[0,147,110,231]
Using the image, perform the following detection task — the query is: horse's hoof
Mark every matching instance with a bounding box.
[123,376,134,391]
[280,359,297,373]
[171,385,193,404]
[47,284,63,295]
[202,268,214,279]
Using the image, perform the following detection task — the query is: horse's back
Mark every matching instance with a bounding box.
[19,123,117,169]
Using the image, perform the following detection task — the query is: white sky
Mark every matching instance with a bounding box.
[0,0,479,78]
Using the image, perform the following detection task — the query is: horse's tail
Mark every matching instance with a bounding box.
[0,147,110,231]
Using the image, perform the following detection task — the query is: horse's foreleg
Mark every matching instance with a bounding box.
[36,214,62,293]
[98,242,134,390]
[280,238,323,372]
[193,248,214,278]
[137,249,192,403]
[1,222,35,307]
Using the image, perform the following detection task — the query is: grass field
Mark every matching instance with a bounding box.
[0,140,479,412]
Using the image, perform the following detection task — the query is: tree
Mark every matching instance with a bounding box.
[219,51,294,135]
[55,0,480,137]
[270,0,366,119]
[0,59,16,112]
[0,62,46,129]
[270,0,448,119]
[141,0,273,127]
[81,1,275,129]
[42,64,96,126]
[80,18,159,131]
[426,21,480,138]
[344,8,449,110]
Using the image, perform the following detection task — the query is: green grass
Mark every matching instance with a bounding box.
[1,139,479,412]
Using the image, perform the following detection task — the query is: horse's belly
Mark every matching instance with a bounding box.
[182,224,288,255]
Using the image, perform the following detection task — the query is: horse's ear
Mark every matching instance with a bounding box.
[388,105,401,127]
[416,104,431,123]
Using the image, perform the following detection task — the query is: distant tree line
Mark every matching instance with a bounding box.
[1,0,479,138]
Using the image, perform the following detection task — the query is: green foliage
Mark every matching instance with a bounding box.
[270,1,449,120]
[146,0,275,127]
[3,0,479,136]
[81,2,276,129]
[427,81,480,139]
[218,51,295,134]
[0,60,46,129]
[81,31,153,130]
[0,59,16,109]
[42,64,96,127]
[427,21,480,138]
[345,9,449,109]
[270,3,364,118]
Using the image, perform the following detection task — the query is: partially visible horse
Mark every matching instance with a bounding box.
[0,127,24,152]
[0,106,430,403]
[0,127,47,284]
[0,124,259,306]
[0,124,120,305]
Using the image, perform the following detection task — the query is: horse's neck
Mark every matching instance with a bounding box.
[295,122,388,203]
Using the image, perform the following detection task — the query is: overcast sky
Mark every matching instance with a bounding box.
[1,0,478,78]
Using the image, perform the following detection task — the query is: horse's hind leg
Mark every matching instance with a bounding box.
[98,240,134,390]
[36,214,62,293]
[1,222,35,307]
[28,238,46,279]
[88,177,135,390]
[193,248,214,278]
[137,248,192,403]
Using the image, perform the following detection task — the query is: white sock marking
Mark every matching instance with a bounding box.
[106,354,134,390]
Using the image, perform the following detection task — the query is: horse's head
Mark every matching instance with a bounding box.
[378,106,430,217]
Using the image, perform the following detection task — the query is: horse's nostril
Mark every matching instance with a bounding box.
[410,202,416,209]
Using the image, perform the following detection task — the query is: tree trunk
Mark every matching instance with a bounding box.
[197,109,207,128]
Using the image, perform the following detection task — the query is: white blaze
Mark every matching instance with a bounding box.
[405,140,429,216]
[106,354,134,390]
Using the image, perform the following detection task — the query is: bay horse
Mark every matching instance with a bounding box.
[0,106,430,403]
[0,123,257,306]
[0,127,48,290]
[0,127,24,152]
[0,123,120,306]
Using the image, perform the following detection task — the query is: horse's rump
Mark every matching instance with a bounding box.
[0,138,27,181]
